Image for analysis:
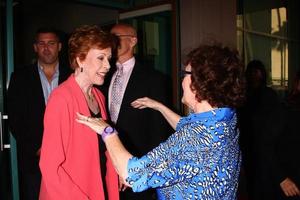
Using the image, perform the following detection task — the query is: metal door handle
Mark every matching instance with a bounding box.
[0,112,10,151]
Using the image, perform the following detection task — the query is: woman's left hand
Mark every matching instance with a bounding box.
[118,176,129,191]
[76,112,108,134]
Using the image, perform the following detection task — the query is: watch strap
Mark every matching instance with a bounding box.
[101,126,117,140]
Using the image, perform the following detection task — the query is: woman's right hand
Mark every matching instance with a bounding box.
[132,97,180,130]
[280,177,300,197]
[131,97,162,111]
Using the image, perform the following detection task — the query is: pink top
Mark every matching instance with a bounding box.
[39,75,119,200]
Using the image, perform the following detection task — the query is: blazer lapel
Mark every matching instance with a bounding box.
[32,64,46,110]
[121,63,143,106]
[32,63,70,110]
[58,64,71,84]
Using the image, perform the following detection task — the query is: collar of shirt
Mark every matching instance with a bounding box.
[116,56,135,73]
[175,107,235,131]
[37,61,59,75]
[37,61,60,105]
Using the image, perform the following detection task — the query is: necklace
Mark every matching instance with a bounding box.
[87,92,94,102]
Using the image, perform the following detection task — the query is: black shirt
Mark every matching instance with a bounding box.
[90,110,108,199]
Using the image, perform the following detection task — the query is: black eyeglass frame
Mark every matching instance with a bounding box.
[114,34,136,38]
[180,70,192,79]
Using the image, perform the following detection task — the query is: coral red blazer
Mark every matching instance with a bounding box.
[39,75,119,200]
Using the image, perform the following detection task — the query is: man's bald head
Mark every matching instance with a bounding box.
[111,23,137,37]
[110,23,138,63]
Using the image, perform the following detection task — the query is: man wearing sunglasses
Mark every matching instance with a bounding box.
[103,23,172,200]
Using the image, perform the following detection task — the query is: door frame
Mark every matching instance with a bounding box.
[118,1,182,110]
[0,0,20,199]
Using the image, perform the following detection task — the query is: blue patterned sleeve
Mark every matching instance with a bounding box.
[126,124,212,192]
[127,110,241,198]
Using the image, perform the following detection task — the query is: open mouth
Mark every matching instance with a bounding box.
[96,72,106,78]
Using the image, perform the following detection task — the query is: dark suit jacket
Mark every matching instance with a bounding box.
[273,99,300,199]
[101,60,172,200]
[7,63,71,173]
[280,107,300,186]
[115,61,171,156]
[238,86,281,199]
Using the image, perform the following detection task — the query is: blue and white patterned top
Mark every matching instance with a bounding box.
[126,108,241,200]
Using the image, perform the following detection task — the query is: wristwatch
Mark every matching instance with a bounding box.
[101,126,116,140]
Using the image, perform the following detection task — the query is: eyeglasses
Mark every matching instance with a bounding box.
[180,70,192,78]
[114,34,135,38]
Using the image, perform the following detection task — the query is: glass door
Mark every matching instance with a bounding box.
[0,0,19,199]
[119,7,173,77]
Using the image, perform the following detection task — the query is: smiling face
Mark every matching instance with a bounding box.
[79,47,112,86]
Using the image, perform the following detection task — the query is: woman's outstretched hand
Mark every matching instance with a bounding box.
[76,112,108,134]
[131,97,161,111]
[132,97,180,130]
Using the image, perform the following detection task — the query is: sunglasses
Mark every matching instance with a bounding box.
[114,34,135,38]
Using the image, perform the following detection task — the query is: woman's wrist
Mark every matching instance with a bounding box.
[101,126,118,140]
[102,131,118,142]
[155,102,163,112]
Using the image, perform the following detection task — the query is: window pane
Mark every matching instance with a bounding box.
[237,4,288,96]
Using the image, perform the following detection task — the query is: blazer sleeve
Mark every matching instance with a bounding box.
[39,92,74,199]
[7,72,24,140]
[264,104,288,184]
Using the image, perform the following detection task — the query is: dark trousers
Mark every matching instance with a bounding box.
[276,188,300,200]
[120,188,157,200]
[19,170,41,200]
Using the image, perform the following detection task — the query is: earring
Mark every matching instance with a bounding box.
[80,67,83,72]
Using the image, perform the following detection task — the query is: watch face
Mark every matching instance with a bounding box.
[104,126,114,134]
